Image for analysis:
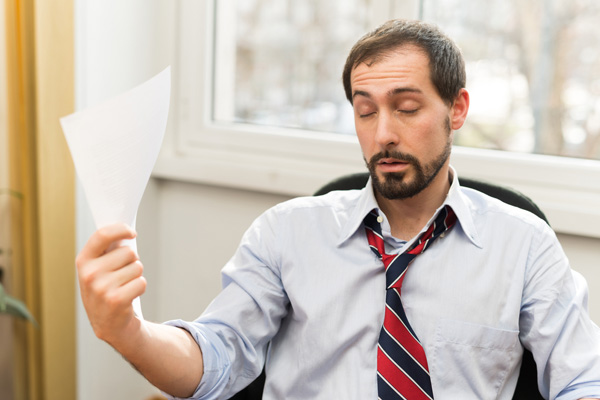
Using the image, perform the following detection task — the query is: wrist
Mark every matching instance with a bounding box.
[105,313,146,357]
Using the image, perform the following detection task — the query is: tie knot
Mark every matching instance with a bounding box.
[364,206,457,289]
[408,206,457,256]
[364,206,457,254]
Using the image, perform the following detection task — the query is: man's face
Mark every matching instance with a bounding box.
[350,46,459,200]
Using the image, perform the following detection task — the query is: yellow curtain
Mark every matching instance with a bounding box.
[2,0,75,399]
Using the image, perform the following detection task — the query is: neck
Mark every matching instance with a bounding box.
[376,167,452,240]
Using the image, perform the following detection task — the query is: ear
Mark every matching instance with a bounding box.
[450,88,470,130]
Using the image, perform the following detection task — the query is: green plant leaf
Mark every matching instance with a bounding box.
[0,282,38,327]
[5,295,38,327]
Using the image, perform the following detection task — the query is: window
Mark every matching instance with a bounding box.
[213,0,376,135]
[423,0,600,160]
[211,0,600,160]
[156,0,600,238]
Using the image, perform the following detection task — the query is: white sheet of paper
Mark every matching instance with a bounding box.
[61,67,171,319]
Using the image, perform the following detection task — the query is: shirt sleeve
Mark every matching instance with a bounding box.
[519,224,600,400]
[161,207,290,399]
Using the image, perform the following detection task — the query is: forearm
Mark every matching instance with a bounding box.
[76,225,204,398]
[111,317,203,398]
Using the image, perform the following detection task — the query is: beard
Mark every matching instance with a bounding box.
[366,119,452,200]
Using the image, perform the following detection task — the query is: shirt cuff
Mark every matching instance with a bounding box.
[555,380,600,400]
[160,319,231,400]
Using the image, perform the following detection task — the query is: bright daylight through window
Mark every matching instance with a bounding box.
[213,0,600,160]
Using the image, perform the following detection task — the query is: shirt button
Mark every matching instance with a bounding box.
[377,216,383,223]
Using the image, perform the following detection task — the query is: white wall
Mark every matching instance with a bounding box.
[75,2,600,400]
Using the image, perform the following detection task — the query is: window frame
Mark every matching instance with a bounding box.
[154,0,600,239]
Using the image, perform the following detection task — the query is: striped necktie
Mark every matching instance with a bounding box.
[364,206,457,400]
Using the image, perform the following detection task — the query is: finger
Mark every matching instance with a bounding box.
[77,247,141,302]
[77,224,137,265]
[109,260,144,288]
[98,245,140,273]
[110,275,147,308]
[90,259,143,296]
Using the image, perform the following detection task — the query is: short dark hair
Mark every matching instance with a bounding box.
[342,19,466,106]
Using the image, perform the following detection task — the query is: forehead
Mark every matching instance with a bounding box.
[350,45,434,95]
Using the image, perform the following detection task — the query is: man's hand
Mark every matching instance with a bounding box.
[76,223,145,347]
[75,223,204,397]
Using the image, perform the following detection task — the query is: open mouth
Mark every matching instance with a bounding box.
[376,158,410,173]
[379,158,408,165]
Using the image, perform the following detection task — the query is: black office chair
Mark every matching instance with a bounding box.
[232,172,546,400]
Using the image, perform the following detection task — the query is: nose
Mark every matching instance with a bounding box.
[374,111,398,150]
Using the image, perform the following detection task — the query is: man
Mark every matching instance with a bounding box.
[76,20,600,399]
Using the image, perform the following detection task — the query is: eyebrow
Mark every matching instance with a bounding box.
[389,87,423,97]
[352,87,423,101]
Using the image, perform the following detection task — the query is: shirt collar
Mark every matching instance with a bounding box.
[337,175,380,246]
[443,166,483,248]
[337,166,483,248]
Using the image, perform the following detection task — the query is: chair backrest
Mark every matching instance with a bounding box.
[232,172,546,400]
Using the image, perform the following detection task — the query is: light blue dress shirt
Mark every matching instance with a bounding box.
[165,169,600,400]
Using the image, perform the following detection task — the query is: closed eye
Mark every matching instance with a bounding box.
[359,112,376,118]
[399,109,418,114]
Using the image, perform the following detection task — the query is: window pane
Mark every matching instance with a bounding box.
[213,0,385,135]
[213,0,600,160]
[423,0,600,159]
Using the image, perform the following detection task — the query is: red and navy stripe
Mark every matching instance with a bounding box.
[365,206,457,400]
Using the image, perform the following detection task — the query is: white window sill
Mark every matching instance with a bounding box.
[153,134,600,239]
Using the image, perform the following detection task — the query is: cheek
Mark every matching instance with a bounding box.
[354,119,371,145]
[404,119,448,156]
[411,115,446,138]
[400,119,433,144]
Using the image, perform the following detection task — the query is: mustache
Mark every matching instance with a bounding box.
[367,151,420,168]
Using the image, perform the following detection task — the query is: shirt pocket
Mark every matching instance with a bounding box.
[429,318,520,399]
